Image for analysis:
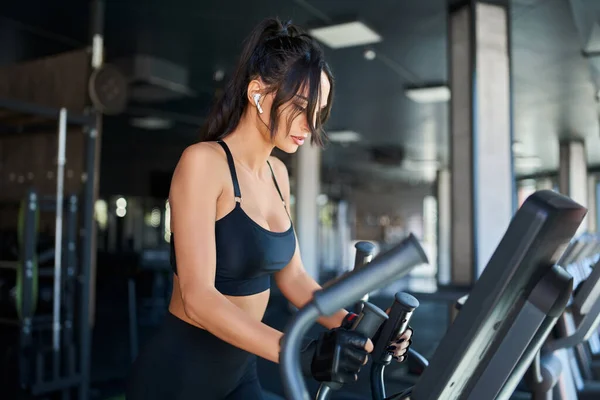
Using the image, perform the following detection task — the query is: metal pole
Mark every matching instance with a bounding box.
[88,0,105,327]
[53,108,67,354]
[78,2,105,398]
[79,125,96,400]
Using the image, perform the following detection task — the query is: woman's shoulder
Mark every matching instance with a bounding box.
[173,141,229,181]
[177,141,229,167]
[182,141,224,158]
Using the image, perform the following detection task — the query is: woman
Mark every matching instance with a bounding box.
[127,17,413,400]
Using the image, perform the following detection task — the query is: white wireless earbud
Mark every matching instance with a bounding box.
[253,93,264,114]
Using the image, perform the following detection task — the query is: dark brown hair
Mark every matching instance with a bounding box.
[200,17,334,146]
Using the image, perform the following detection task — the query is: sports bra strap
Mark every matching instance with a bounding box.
[266,161,285,203]
[217,140,242,200]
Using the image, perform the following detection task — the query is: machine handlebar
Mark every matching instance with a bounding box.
[280,234,428,400]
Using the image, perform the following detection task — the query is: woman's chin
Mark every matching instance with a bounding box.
[276,143,301,154]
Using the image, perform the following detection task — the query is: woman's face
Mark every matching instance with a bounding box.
[257,71,331,153]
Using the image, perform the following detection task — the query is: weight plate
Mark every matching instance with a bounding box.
[89,64,129,115]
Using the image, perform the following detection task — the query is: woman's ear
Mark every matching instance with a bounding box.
[247,79,264,113]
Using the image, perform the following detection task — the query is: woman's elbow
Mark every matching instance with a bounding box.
[180,286,217,324]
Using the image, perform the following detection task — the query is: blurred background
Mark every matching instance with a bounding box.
[1,0,600,399]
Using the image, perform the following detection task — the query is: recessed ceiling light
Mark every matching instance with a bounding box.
[130,116,173,130]
[327,130,362,143]
[309,21,382,49]
[213,69,225,82]
[405,85,451,103]
[363,49,376,60]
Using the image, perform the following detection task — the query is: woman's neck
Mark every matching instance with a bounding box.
[223,111,274,174]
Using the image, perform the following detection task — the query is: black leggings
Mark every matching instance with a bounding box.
[126,312,264,400]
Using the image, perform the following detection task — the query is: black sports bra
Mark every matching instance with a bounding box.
[169,140,297,296]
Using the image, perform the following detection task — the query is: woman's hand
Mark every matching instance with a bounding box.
[299,331,374,381]
[382,306,413,362]
[385,327,412,362]
[306,328,374,383]
[340,309,412,363]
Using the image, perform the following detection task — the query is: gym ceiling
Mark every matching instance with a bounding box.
[2,0,600,189]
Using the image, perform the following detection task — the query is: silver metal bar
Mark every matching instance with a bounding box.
[53,107,67,352]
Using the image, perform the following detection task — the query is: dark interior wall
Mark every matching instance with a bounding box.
[0,22,25,66]
[0,4,89,67]
[99,125,198,198]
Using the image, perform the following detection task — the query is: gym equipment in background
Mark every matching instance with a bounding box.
[88,63,129,115]
[0,102,95,399]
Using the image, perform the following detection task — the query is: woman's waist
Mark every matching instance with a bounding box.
[224,288,270,319]
[168,288,270,330]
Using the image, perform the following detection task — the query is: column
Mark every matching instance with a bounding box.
[294,143,321,280]
[436,169,451,286]
[337,200,351,272]
[597,178,600,232]
[559,140,588,234]
[588,175,597,233]
[449,0,514,286]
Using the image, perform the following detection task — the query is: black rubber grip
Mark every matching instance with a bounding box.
[321,241,377,292]
[351,301,389,338]
[372,292,419,364]
[354,241,376,270]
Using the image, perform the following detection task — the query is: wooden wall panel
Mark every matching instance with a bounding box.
[0,49,90,223]
[1,129,85,197]
[0,49,90,112]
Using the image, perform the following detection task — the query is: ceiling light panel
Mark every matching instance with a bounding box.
[309,21,382,49]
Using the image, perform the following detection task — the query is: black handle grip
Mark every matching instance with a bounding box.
[353,241,376,314]
[321,241,377,293]
[351,301,389,338]
[372,292,419,365]
[354,241,376,270]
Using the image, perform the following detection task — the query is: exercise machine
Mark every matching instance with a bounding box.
[398,226,600,400]
[280,190,586,400]
[525,245,600,400]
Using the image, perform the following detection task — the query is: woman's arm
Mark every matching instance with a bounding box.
[269,157,348,330]
[275,245,349,329]
[269,157,412,361]
[170,144,283,363]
